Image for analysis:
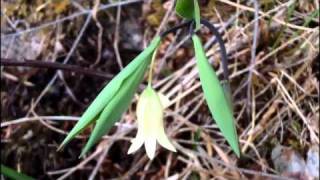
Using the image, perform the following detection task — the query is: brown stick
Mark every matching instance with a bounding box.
[0,58,112,79]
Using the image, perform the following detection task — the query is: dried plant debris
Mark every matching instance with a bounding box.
[272,145,319,180]
[1,0,319,179]
[1,32,46,60]
[306,145,319,179]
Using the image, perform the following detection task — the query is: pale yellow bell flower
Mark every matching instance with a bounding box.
[128,86,176,159]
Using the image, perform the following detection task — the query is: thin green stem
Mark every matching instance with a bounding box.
[147,48,158,87]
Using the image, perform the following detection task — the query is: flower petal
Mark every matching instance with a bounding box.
[157,129,176,152]
[158,92,170,109]
[145,137,157,159]
[128,123,145,154]
[128,137,144,154]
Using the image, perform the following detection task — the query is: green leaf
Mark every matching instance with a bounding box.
[59,36,161,150]
[80,58,151,157]
[192,35,240,157]
[1,164,35,180]
[176,0,200,30]
[222,81,234,113]
[193,0,201,31]
[175,0,201,30]
[175,0,194,19]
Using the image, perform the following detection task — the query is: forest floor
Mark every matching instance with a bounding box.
[1,0,319,179]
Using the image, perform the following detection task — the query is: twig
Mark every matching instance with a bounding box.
[274,76,319,143]
[92,0,104,66]
[57,71,85,106]
[156,23,183,80]
[1,116,134,129]
[1,0,143,39]
[1,71,34,86]
[1,58,112,79]
[113,1,124,69]
[88,128,132,180]
[57,149,102,180]
[174,142,294,180]
[242,0,260,153]
[155,0,175,37]
[217,0,316,32]
[246,0,260,108]
[25,14,92,117]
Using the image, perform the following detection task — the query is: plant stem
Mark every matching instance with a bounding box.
[147,48,158,87]
[160,20,192,38]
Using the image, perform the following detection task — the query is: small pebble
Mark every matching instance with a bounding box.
[305,145,319,179]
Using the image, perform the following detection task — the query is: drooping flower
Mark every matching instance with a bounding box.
[128,86,176,159]
[58,37,162,157]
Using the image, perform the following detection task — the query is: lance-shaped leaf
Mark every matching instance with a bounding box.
[80,57,151,157]
[59,36,161,150]
[175,0,201,30]
[1,164,34,180]
[192,35,240,157]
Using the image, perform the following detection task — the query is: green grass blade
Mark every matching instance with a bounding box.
[175,0,194,19]
[192,35,240,157]
[1,164,35,180]
[59,37,161,149]
[302,9,319,27]
[80,55,151,157]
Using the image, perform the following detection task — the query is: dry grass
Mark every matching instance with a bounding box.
[1,0,319,179]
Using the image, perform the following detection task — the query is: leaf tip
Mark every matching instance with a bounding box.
[56,144,64,152]
[235,147,241,158]
[229,139,241,158]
